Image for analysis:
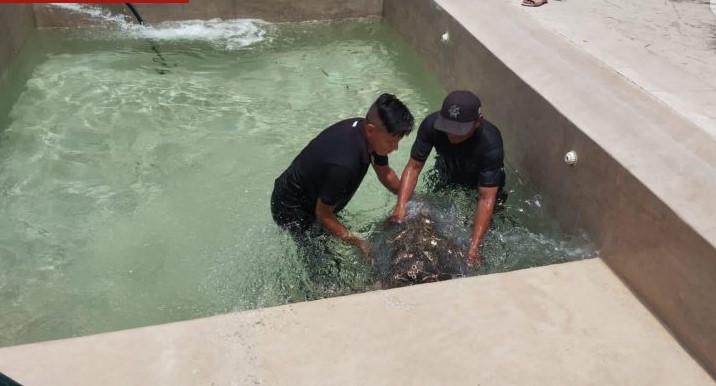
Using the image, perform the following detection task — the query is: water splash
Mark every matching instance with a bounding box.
[133,19,270,50]
[46,4,270,50]
[48,3,134,29]
[400,180,598,275]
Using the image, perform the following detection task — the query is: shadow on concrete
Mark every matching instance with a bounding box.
[0,372,22,386]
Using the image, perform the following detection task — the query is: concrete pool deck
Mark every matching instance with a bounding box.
[520,0,716,140]
[0,259,712,386]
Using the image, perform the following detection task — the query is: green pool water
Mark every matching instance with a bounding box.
[0,17,595,346]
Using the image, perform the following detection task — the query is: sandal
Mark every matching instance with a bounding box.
[522,0,547,6]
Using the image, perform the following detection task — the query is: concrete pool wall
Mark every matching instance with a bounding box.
[0,5,34,79]
[1,0,715,379]
[384,0,716,376]
[31,0,383,27]
[0,4,36,134]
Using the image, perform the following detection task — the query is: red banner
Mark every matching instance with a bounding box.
[1,1,189,3]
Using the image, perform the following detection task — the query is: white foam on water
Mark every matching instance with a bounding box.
[46,4,270,50]
[133,19,270,50]
[48,3,133,28]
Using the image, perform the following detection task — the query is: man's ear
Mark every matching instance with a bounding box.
[365,121,376,135]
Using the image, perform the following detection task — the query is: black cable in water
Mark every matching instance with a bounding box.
[125,3,144,26]
[125,3,172,74]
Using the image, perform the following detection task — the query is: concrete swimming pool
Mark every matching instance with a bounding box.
[0,10,595,347]
[0,1,715,384]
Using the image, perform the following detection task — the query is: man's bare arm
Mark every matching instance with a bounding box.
[467,186,498,268]
[373,163,401,194]
[390,158,425,222]
[315,199,369,256]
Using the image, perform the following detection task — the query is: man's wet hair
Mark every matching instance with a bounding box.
[367,93,415,137]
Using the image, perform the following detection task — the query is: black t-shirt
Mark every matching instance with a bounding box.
[273,118,388,217]
[410,112,505,188]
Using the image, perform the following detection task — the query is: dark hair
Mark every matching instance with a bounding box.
[367,93,415,137]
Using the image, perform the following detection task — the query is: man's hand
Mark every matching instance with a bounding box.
[357,238,371,255]
[387,205,406,224]
[356,238,373,266]
[467,243,483,269]
[316,199,371,266]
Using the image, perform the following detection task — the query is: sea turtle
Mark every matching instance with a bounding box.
[374,208,467,289]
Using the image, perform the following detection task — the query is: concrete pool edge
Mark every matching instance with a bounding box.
[0,259,712,385]
[384,0,716,377]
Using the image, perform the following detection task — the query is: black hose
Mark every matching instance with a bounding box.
[125,3,172,74]
[125,3,144,26]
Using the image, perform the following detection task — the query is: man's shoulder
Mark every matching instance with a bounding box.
[480,118,501,132]
[480,119,503,142]
[419,111,440,129]
[415,112,440,139]
[313,117,369,165]
[326,117,364,130]
[477,119,504,158]
[314,117,363,143]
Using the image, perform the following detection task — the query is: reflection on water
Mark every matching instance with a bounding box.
[0,18,595,347]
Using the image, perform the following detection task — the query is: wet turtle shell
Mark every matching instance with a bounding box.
[386,211,466,288]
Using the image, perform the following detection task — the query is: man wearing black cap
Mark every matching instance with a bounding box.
[390,90,505,268]
[272,93,415,259]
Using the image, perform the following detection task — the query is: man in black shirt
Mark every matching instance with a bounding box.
[390,90,505,268]
[271,93,415,258]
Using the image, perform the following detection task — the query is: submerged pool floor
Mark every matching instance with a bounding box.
[0,18,595,346]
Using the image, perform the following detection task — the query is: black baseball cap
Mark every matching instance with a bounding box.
[434,90,482,135]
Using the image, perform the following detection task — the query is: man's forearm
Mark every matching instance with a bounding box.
[470,189,497,250]
[319,214,361,246]
[381,168,401,194]
[471,203,493,249]
[315,198,362,246]
[396,161,422,211]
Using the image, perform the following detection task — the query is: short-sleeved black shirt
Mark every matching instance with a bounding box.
[410,112,505,188]
[273,118,388,220]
